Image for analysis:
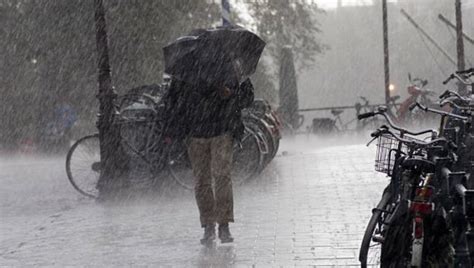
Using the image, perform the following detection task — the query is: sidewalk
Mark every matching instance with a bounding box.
[0,137,387,267]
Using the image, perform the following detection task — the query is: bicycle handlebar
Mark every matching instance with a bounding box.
[439,90,451,100]
[456,68,474,75]
[439,89,469,102]
[370,126,387,138]
[413,78,428,87]
[443,74,454,85]
[411,102,470,121]
[374,128,447,149]
[357,112,375,120]
[440,100,463,110]
[443,72,472,86]
[358,106,435,136]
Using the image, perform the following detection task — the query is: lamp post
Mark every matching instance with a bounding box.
[94,0,118,194]
[382,0,390,106]
[455,0,466,94]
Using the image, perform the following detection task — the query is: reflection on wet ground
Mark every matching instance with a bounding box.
[1,136,386,266]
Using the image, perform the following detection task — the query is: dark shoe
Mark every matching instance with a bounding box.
[200,224,216,245]
[218,223,234,243]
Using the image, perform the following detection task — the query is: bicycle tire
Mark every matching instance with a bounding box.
[233,126,264,182]
[167,127,264,190]
[381,208,454,268]
[380,211,412,267]
[359,190,393,267]
[244,118,274,167]
[65,134,100,199]
[166,142,193,190]
[273,137,280,158]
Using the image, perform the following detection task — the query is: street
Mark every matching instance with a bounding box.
[1,136,387,267]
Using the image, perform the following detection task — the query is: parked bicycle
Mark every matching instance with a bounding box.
[395,74,438,127]
[440,71,474,187]
[168,99,281,190]
[65,84,281,197]
[358,97,474,267]
[359,69,474,267]
[310,108,356,135]
[244,99,281,166]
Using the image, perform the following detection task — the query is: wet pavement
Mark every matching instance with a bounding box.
[0,137,387,267]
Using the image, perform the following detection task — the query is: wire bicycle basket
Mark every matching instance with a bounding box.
[375,134,404,175]
[375,134,425,176]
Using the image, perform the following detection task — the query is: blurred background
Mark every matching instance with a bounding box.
[0,0,472,151]
[299,0,474,125]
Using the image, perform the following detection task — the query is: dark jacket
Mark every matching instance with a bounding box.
[163,78,254,140]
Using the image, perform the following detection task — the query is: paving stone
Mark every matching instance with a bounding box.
[0,138,387,266]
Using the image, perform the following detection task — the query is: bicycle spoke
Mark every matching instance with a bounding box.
[66,135,100,198]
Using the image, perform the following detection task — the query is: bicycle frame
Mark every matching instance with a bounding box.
[358,106,463,267]
[360,69,474,267]
[439,167,473,266]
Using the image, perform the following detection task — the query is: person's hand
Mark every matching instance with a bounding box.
[163,136,173,145]
[221,86,232,98]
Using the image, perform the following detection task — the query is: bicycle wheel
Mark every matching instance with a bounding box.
[244,118,274,166]
[359,190,393,267]
[232,126,264,184]
[167,142,194,190]
[65,134,100,198]
[381,208,454,268]
[118,92,164,166]
[380,211,412,267]
[168,127,264,190]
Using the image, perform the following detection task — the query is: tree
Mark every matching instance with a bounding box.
[243,0,326,71]
[235,0,326,104]
[0,0,325,147]
[0,0,220,147]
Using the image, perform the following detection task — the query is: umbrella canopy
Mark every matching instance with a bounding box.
[163,26,265,87]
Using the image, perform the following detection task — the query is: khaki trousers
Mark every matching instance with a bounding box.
[187,134,234,226]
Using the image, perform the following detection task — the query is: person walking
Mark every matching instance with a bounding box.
[163,77,254,245]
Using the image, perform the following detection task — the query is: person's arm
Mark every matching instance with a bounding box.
[238,78,255,109]
[162,80,189,140]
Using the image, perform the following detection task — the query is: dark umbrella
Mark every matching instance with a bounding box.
[163,26,265,87]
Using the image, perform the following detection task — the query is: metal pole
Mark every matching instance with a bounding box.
[401,9,457,66]
[221,0,231,26]
[455,0,466,71]
[438,14,474,45]
[94,0,117,194]
[455,0,466,94]
[382,0,390,105]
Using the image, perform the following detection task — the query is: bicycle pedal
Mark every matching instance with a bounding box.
[372,208,390,214]
[91,162,102,172]
[372,235,385,243]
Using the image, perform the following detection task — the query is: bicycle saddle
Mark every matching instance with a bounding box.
[331,109,344,116]
[401,157,435,173]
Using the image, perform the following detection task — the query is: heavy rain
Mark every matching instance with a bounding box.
[1,0,474,266]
